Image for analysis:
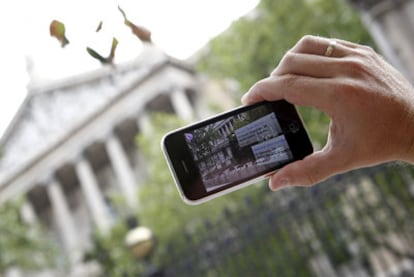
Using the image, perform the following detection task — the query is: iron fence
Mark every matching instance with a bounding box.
[158,163,414,277]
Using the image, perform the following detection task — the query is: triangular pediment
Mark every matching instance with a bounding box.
[0,46,193,178]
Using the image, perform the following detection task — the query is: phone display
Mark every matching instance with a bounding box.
[162,100,313,204]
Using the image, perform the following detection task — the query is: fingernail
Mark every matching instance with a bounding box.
[270,178,290,191]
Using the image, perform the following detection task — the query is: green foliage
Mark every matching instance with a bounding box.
[198,0,372,92]
[197,0,373,147]
[84,222,145,277]
[0,198,58,273]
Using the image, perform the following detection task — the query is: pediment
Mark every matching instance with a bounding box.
[0,46,192,176]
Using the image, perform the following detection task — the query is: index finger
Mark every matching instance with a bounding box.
[241,74,336,113]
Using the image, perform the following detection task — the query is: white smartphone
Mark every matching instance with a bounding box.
[161,100,313,205]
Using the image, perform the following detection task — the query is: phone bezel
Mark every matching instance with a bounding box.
[161,100,313,205]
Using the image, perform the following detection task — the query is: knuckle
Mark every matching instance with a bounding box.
[293,35,317,52]
[354,45,379,63]
[359,44,376,56]
[281,51,298,65]
[299,35,316,46]
[279,74,298,88]
[334,79,363,100]
[340,57,371,77]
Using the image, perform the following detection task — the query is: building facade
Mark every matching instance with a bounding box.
[348,0,414,83]
[0,45,226,276]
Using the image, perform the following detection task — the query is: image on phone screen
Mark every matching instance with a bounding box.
[182,103,294,192]
[162,100,313,204]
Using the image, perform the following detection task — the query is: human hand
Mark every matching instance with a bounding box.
[241,35,414,190]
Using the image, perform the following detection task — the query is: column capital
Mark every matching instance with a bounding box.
[37,172,58,187]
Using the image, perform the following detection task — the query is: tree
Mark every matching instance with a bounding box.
[197,0,373,147]
[0,198,58,274]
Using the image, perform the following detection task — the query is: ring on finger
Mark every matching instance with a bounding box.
[324,40,337,57]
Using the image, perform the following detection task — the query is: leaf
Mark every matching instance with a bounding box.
[109,37,119,61]
[86,47,106,64]
[126,22,152,43]
[118,5,152,43]
[96,21,103,32]
[49,19,69,47]
[86,37,119,65]
[118,5,127,21]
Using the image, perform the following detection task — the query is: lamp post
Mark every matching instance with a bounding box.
[124,216,163,277]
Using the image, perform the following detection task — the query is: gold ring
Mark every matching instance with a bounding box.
[324,40,337,57]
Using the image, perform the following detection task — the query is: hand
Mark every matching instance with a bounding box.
[241,35,414,190]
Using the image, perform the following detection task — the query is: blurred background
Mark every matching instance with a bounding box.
[0,0,414,276]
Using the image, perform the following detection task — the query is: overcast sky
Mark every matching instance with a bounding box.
[0,0,259,136]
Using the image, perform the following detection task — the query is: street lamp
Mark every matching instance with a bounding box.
[124,216,163,276]
[125,223,155,259]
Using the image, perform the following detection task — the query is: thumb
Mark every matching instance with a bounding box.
[268,149,340,190]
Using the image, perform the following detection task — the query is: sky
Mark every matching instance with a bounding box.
[0,0,259,137]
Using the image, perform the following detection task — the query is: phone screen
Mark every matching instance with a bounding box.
[184,104,293,192]
[162,100,313,204]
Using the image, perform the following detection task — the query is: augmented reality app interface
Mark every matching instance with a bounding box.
[184,104,294,192]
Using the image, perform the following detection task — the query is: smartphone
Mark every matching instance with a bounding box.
[161,100,313,204]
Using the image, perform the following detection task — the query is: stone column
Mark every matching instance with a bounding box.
[20,200,37,225]
[170,88,194,121]
[137,112,153,135]
[135,112,151,183]
[74,156,111,234]
[105,133,138,209]
[46,178,80,264]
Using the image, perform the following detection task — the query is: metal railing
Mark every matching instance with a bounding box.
[160,163,414,277]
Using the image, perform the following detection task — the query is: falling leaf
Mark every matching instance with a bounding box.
[118,5,127,20]
[96,21,103,32]
[118,5,152,43]
[127,22,152,43]
[49,20,70,47]
[86,47,106,63]
[86,37,119,65]
[109,37,118,60]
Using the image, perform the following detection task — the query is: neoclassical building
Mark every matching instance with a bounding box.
[0,44,235,276]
